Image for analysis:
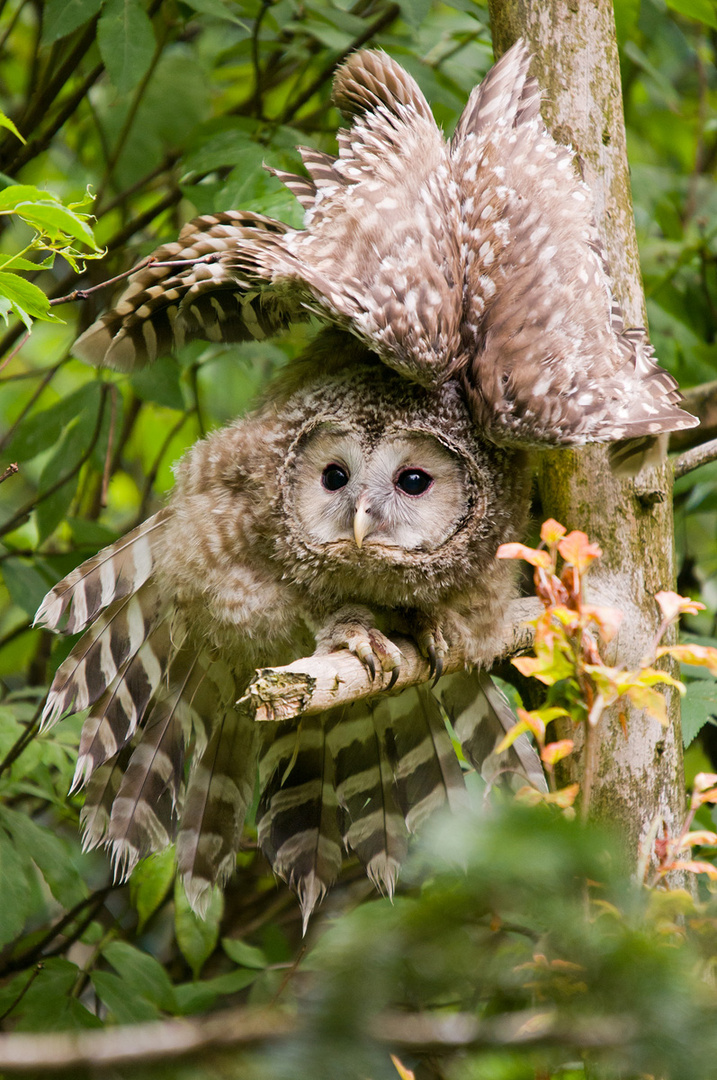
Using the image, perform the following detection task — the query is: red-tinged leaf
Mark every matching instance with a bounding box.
[511,656,542,678]
[624,666,685,692]
[679,830,717,848]
[692,786,717,807]
[550,605,581,630]
[391,1055,416,1080]
[496,542,551,568]
[516,707,546,742]
[655,590,705,622]
[666,860,717,880]
[515,785,548,807]
[557,531,602,572]
[540,519,567,544]
[550,783,580,808]
[625,684,669,726]
[495,720,530,755]
[658,643,717,676]
[541,740,574,766]
[694,772,717,791]
[582,604,624,642]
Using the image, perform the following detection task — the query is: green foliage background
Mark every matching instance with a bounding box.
[0,1,716,1076]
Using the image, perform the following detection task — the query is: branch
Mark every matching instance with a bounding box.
[241,598,540,722]
[673,435,717,479]
[0,1003,637,1073]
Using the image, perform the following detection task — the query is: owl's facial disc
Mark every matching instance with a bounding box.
[292,426,468,553]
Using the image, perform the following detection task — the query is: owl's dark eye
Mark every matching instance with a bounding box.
[396,469,433,496]
[322,464,349,491]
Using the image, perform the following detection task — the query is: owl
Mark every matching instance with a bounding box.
[72,40,697,468]
[36,344,543,926]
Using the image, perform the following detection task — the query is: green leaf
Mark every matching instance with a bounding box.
[682,682,717,746]
[0,807,87,908]
[130,354,185,410]
[1,254,55,272]
[0,271,58,326]
[397,0,433,30]
[175,879,223,978]
[42,0,105,42]
[174,969,259,1014]
[0,111,25,144]
[2,558,56,618]
[8,382,102,462]
[130,848,176,931]
[181,0,250,25]
[102,940,177,1011]
[0,185,54,211]
[11,959,100,1031]
[90,971,160,1023]
[36,402,103,543]
[666,0,717,27]
[222,937,269,970]
[0,831,32,946]
[98,0,157,95]
[13,200,98,249]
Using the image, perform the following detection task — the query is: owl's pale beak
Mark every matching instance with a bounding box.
[353,497,374,549]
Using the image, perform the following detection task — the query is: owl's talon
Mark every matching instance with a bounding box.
[387,665,400,691]
[431,652,444,686]
[355,644,377,680]
[427,642,437,680]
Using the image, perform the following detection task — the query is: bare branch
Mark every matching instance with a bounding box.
[49,253,222,308]
[241,598,540,722]
[0,1002,638,1073]
[673,435,717,479]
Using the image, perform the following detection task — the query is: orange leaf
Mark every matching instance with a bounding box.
[582,604,624,642]
[658,644,717,676]
[541,739,574,766]
[391,1056,416,1080]
[540,519,567,544]
[496,542,551,568]
[670,860,717,880]
[679,830,717,849]
[557,531,602,572]
[655,590,705,622]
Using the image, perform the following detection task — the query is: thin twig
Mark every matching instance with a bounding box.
[100,386,118,507]
[0,330,30,374]
[49,253,222,307]
[673,436,717,479]
[0,462,18,484]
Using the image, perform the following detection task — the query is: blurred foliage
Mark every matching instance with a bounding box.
[0,0,716,1076]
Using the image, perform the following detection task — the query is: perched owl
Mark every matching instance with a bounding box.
[36,345,543,925]
[73,40,697,465]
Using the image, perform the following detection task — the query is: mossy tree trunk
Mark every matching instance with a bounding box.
[488,0,686,864]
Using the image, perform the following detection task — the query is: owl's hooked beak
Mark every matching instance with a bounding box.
[353,495,375,549]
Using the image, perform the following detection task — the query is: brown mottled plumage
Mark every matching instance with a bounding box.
[36,353,543,926]
[74,41,697,466]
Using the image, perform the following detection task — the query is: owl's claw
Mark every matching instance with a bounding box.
[314,608,403,690]
[410,615,447,685]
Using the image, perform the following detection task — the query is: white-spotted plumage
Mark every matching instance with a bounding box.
[73,42,697,467]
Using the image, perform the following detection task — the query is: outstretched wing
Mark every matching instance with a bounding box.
[450,40,697,450]
[73,212,304,371]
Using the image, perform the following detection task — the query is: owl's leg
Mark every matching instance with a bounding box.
[313,605,403,689]
[397,611,448,683]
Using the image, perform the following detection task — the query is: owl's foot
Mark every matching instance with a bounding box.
[314,607,403,690]
[408,613,448,684]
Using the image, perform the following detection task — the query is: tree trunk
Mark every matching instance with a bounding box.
[488,0,686,863]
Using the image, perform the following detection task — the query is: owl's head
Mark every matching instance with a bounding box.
[289,423,470,555]
[274,356,529,603]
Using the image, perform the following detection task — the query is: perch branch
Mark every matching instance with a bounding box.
[670,379,717,452]
[240,597,540,722]
[673,435,717,479]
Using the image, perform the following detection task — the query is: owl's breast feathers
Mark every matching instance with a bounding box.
[35,358,535,923]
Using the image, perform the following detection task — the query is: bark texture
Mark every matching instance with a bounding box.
[489,0,686,860]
